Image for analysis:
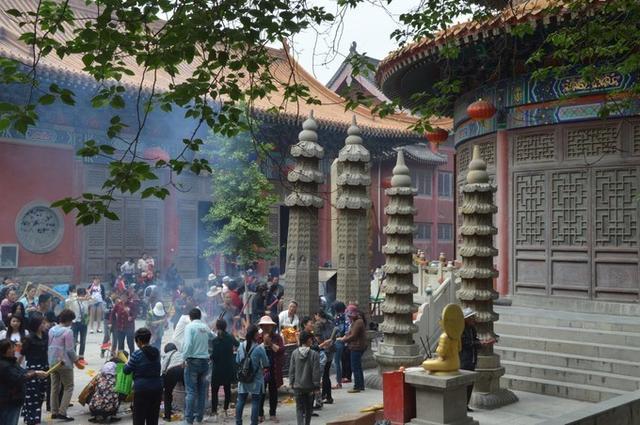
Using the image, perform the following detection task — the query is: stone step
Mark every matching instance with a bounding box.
[500,375,625,403]
[497,334,640,362]
[501,360,640,392]
[494,322,640,347]
[495,306,640,333]
[495,346,640,378]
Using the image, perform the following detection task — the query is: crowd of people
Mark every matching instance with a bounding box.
[0,260,371,425]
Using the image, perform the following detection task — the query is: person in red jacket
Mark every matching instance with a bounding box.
[110,292,137,356]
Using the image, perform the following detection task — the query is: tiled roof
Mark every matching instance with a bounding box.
[0,0,448,138]
[376,0,594,89]
[391,143,447,165]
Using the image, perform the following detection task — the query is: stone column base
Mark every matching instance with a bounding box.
[404,368,479,425]
[471,387,519,410]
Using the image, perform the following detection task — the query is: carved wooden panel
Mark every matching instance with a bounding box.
[478,141,496,166]
[514,133,555,162]
[566,127,617,158]
[594,168,638,247]
[633,125,640,154]
[551,171,588,246]
[125,203,143,248]
[514,173,546,246]
[457,146,470,176]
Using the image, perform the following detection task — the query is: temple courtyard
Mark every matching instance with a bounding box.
[45,325,586,425]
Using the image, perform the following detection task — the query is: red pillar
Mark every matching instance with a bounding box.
[496,130,509,296]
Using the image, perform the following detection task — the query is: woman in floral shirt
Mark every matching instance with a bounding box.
[88,361,120,422]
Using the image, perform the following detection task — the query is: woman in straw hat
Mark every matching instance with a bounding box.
[257,315,284,423]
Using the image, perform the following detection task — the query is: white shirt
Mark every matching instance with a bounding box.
[0,329,27,342]
[65,295,90,322]
[161,349,184,374]
[137,258,149,273]
[120,262,136,274]
[278,311,299,330]
[172,314,191,352]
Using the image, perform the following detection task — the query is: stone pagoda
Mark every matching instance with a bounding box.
[336,116,371,314]
[374,150,423,372]
[457,145,517,409]
[285,112,324,317]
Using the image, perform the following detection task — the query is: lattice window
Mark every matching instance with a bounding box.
[566,127,617,158]
[515,174,546,246]
[457,147,470,176]
[144,207,160,247]
[594,168,638,247]
[125,206,143,247]
[551,171,588,246]
[633,125,640,155]
[478,141,496,166]
[515,133,555,162]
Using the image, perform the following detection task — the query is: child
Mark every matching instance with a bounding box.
[124,328,162,425]
[289,331,321,425]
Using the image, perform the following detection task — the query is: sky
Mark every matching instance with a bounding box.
[289,1,421,84]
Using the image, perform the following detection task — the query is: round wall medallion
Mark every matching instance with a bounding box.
[15,203,64,254]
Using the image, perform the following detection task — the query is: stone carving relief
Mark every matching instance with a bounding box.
[594,168,638,247]
[16,204,64,254]
[515,173,546,246]
[566,127,617,158]
[515,133,555,162]
[551,171,588,246]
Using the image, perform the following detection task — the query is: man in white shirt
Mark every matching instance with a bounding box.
[64,286,91,362]
[278,300,300,331]
[120,258,136,284]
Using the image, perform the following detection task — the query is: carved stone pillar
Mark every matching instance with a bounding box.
[374,150,423,372]
[336,117,371,315]
[457,145,517,409]
[285,112,324,317]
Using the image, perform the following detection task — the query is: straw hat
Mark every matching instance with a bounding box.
[153,302,166,317]
[207,286,222,298]
[258,315,277,326]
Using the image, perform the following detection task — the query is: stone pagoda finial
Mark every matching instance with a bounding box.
[285,111,324,317]
[457,146,517,409]
[336,115,371,316]
[374,149,422,373]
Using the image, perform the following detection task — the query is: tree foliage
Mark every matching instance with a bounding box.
[202,131,277,268]
[0,0,638,225]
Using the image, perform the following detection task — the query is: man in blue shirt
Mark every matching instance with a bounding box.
[182,308,214,424]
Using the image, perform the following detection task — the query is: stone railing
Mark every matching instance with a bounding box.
[413,266,459,353]
[537,390,640,425]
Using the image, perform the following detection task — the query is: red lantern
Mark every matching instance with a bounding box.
[467,99,496,121]
[425,127,449,145]
[143,147,170,162]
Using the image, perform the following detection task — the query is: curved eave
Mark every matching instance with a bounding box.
[376,0,589,106]
[253,108,420,140]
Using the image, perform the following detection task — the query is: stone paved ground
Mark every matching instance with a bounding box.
[27,321,587,425]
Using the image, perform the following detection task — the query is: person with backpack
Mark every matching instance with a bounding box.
[235,324,269,425]
[124,327,163,425]
[289,331,321,425]
[64,286,90,364]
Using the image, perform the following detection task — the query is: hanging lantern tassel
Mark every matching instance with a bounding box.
[467,99,497,126]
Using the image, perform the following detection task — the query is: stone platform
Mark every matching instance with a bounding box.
[404,367,479,425]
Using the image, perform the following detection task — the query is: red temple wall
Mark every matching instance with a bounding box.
[0,141,79,276]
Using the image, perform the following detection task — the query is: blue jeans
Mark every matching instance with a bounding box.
[236,393,261,425]
[0,404,22,425]
[351,349,364,391]
[335,340,345,383]
[184,358,210,424]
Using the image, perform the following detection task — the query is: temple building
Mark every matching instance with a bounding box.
[0,0,447,284]
[376,0,640,403]
[327,46,456,265]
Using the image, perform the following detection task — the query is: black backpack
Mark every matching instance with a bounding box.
[237,343,256,383]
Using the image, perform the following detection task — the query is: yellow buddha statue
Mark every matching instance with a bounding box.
[422,303,465,374]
